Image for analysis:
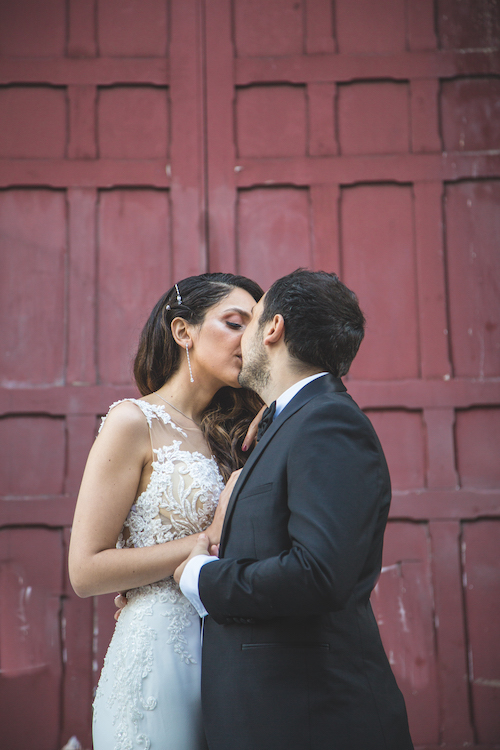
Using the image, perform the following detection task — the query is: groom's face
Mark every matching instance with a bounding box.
[238,295,270,392]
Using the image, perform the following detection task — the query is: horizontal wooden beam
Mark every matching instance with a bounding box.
[236,50,500,85]
[1,489,498,528]
[1,153,499,189]
[0,58,169,86]
[348,378,500,410]
[0,497,76,527]
[0,385,138,415]
[390,490,500,520]
[0,159,170,188]
[1,380,498,416]
[233,152,500,187]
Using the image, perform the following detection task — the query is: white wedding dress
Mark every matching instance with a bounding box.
[92,398,224,750]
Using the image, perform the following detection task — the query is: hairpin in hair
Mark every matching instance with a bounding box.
[165,282,186,314]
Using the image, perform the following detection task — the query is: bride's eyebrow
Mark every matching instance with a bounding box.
[223,306,251,319]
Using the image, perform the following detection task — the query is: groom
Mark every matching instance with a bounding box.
[175,269,413,750]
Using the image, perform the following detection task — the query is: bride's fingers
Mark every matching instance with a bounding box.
[114,593,127,609]
[242,405,266,451]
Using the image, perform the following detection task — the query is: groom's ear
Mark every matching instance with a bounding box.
[263,314,285,346]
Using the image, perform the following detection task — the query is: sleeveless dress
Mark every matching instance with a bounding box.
[92,398,224,750]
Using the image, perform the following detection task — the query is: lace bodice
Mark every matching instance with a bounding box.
[100,398,224,551]
[98,398,224,664]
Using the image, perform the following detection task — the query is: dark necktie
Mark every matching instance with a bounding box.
[256,401,276,441]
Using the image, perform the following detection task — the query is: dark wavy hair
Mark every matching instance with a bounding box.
[134,273,264,482]
[260,269,365,378]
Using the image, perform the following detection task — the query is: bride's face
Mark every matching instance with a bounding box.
[189,287,256,389]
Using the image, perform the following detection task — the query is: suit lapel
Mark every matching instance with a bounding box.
[219,375,346,554]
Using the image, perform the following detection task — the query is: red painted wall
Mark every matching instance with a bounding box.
[1,1,499,748]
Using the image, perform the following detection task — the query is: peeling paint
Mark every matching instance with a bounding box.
[473,677,500,688]
[397,596,410,633]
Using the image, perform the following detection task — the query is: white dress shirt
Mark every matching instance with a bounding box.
[179,372,328,617]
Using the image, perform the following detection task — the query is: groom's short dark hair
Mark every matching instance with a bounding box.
[259,269,365,378]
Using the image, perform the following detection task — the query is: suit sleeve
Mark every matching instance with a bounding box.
[199,401,389,623]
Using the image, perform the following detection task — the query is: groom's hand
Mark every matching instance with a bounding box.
[174,533,210,584]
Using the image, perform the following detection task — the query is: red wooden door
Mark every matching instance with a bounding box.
[0,1,206,747]
[1,1,499,748]
[203,1,500,748]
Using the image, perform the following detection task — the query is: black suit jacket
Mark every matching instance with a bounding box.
[199,375,413,750]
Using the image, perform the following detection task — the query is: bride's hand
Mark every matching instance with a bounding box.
[113,592,127,621]
[242,405,266,452]
[206,469,242,545]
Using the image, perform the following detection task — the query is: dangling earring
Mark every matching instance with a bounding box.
[185,343,194,383]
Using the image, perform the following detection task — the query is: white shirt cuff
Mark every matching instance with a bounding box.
[179,555,218,617]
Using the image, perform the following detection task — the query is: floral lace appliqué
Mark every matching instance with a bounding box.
[94,398,224,750]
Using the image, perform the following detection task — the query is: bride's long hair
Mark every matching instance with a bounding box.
[134,273,264,482]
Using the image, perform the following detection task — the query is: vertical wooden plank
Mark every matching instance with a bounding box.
[462,521,500,744]
[170,0,207,279]
[68,0,97,57]
[410,79,441,153]
[0,189,67,386]
[413,182,452,379]
[97,0,168,57]
[373,523,440,746]
[0,528,64,750]
[310,184,340,272]
[337,81,410,155]
[0,416,66,496]
[60,528,93,749]
[444,180,500,379]
[233,0,303,57]
[68,86,97,160]
[305,0,336,53]
[97,86,169,159]
[237,187,312,289]
[423,408,458,489]
[336,0,406,53]
[307,83,337,156]
[342,184,419,380]
[67,188,97,386]
[429,521,474,745]
[205,0,237,272]
[367,410,426,490]
[97,189,171,384]
[455,407,500,490]
[65,415,98,496]
[406,0,437,50]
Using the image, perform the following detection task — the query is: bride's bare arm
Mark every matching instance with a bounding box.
[68,402,225,598]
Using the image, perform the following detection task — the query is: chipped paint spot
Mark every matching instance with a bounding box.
[397,596,410,633]
[474,678,500,688]
[18,586,31,638]
[380,564,399,574]
[468,648,474,681]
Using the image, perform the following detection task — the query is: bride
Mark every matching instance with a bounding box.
[68,273,264,750]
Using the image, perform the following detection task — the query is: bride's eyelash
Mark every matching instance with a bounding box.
[226,321,243,330]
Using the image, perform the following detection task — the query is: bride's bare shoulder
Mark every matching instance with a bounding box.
[99,399,150,440]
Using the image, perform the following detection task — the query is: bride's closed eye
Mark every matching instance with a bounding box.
[226,321,243,330]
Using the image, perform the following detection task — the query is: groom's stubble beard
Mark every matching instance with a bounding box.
[238,328,270,394]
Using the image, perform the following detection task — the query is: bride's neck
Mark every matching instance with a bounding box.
[156,370,216,424]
